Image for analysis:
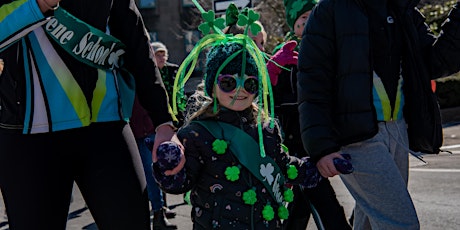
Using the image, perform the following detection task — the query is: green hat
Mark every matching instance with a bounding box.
[284,0,318,29]
[205,42,258,97]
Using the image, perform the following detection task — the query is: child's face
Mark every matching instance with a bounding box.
[294,11,312,38]
[214,74,257,111]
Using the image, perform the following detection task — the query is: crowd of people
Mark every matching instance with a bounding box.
[2,0,460,229]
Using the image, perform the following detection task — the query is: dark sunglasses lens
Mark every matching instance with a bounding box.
[244,78,258,94]
[218,76,237,92]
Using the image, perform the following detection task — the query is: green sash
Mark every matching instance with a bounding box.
[193,120,286,206]
[44,8,134,120]
[44,7,126,70]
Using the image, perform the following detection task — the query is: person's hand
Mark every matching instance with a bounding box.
[266,40,299,86]
[37,0,60,13]
[152,124,185,175]
[164,153,185,176]
[316,151,344,178]
[0,59,4,75]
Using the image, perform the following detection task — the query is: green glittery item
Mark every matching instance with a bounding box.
[225,166,240,181]
[212,139,228,154]
[242,189,257,205]
[283,188,294,202]
[278,206,289,220]
[262,204,275,221]
[287,165,298,179]
[281,143,289,154]
[236,9,261,37]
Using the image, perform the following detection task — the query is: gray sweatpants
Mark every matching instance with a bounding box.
[340,119,420,230]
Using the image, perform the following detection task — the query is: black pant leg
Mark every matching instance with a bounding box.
[303,178,352,230]
[74,122,150,230]
[284,185,311,230]
[0,132,74,230]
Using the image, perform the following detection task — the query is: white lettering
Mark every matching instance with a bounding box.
[45,18,58,31]
[44,18,123,68]
[81,42,93,58]
[272,173,284,204]
[87,37,103,61]
[72,32,92,55]
[45,18,74,45]
[60,31,74,44]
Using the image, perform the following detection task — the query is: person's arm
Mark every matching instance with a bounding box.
[108,1,182,155]
[0,0,53,50]
[153,124,204,194]
[109,0,171,127]
[297,0,339,164]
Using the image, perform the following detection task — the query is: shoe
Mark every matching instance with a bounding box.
[153,209,177,229]
[164,207,176,219]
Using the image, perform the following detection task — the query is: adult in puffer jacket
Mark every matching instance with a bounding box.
[298,0,460,229]
[0,1,179,229]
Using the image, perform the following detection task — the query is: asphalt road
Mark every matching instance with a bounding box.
[1,123,460,230]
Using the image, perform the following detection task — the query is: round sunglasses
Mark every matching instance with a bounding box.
[217,74,259,95]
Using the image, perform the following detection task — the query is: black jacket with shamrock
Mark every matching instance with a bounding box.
[158,107,321,229]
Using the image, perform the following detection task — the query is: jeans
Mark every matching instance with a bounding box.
[136,133,165,211]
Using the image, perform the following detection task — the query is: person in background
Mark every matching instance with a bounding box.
[298,0,460,229]
[0,1,181,229]
[150,41,188,208]
[130,96,177,229]
[267,0,351,229]
[151,41,186,127]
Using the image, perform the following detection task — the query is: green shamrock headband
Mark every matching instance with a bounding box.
[172,0,275,157]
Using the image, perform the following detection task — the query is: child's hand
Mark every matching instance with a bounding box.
[164,153,186,176]
[266,40,299,86]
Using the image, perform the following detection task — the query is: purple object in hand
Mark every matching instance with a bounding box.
[333,153,354,174]
[156,141,182,171]
[153,141,186,190]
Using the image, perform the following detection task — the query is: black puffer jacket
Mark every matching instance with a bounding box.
[164,108,316,229]
[298,0,460,162]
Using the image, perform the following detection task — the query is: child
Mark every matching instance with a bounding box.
[152,3,352,229]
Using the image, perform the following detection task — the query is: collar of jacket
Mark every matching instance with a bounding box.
[354,0,419,15]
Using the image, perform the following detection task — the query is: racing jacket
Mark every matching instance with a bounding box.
[0,0,171,134]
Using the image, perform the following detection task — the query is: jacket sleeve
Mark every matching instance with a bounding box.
[154,123,203,194]
[0,0,48,51]
[297,0,340,162]
[109,0,172,127]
